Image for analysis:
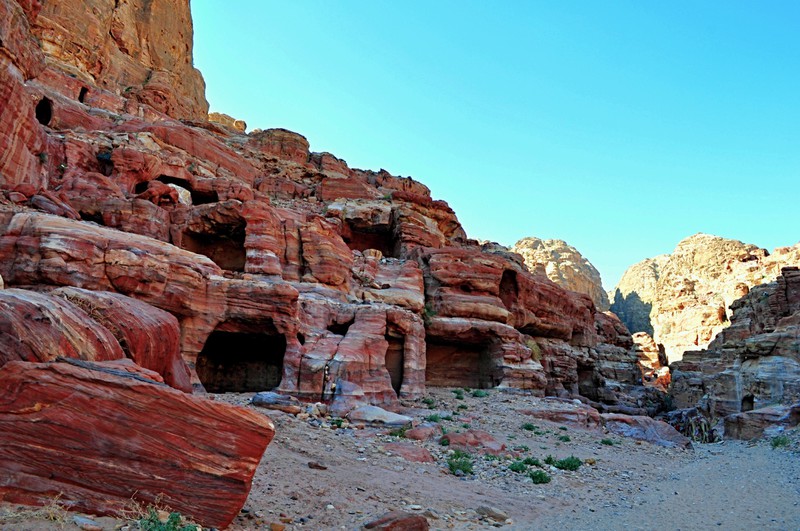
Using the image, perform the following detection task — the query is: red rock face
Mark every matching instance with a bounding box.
[0,0,644,414]
[0,359,274,528]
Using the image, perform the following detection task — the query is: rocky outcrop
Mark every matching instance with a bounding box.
[32,0,208,120]
[670,267,800,425]
[512,237,609,310]
[611,234,800,362]
[0,359,274,528]
[0,0,651,482]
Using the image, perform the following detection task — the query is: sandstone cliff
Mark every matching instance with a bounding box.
[512,237,609,311]
[610,234,800,362]
[670,267,800,438]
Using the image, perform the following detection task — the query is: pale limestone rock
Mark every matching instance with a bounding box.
[512,237,609,310]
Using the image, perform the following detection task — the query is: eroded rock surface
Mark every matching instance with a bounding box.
[611,234,800,362]
[0,359,274,528]
[512,236,609,311]
[670,267,800,437]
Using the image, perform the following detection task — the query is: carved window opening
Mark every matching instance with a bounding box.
[35,97,53,126]
[182,219,247,272]
[196,330,286,392]
[425,339,497,389]
[78,87,89,103]
[385,330,405,396]
[327,317,355,336]
[741,394,755,412]
[499,270,518,310]
[342,222,399,258]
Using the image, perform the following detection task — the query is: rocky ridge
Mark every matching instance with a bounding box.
[670,266,800,439]
[512,236,609,311]
[610,233,800,363]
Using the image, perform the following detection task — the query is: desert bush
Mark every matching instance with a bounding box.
[771,435,790,449]
[447,450,474,475]
[553,456,582,471]
[529,470,551,484]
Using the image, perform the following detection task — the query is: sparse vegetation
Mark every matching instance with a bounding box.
[447,450,474,475]
[771,435,790,449]
[522,422,537,431]
[559,426,568,431]
[424,414,441,423]
[330,418,344,428]
[523,457,542,467]
[439,437,450,446]
[553,456,582,471]
[457,404,468,410]
[525,339,542,361]
[600,438,616,446]
[422,397,436,407]
[37,152,48,164]
[138,507,197,531]
[558,435,571,443]
[388,425,409,438]
[452,389,465,400]
[0,494,68,525]
[441,414,454,421]
[544,454,556,466]
[508,460,527,473]
[472,389,489,398]
[529,469,551,484]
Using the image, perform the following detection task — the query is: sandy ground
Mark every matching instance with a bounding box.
[2,388,798,530]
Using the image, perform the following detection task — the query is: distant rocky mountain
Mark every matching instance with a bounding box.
[610,234,800,363]
[512,237,609,311]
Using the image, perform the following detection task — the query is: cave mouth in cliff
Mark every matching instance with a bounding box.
[155,175,219,205]
[385,332,405,395]
[183,228,246,272]
[196,331,286,392]
[78,87,89,103]
[425,340,497,389]
[342,224,399,258]
[327,317,355,336]
[499,270,518,310]
[741,394,755,412]
[35,97,53,126]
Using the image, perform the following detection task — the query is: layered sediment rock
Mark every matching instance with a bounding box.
[611,234,800,362]
[0,359,273,528]
[512,237,609,310]
[670,267,800,438]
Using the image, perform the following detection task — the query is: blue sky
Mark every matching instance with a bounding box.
[192,1,799,289]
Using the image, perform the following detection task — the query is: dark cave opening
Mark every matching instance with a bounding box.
[78,87,89,103]
[425,340,497,389]
[35,97,53,126]
[196,331,286,393]
[342,224,398,258]
[327,317,355,337]
[499,269,518,311]
[741,394,755,412]
[385,333,405,395]
[182,225,247,272]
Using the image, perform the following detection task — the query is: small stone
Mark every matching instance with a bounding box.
[308,461,328,470]
[326,504,335,510]
[476,506,509,522]
[72,515,102,531]
[269,523,286,531]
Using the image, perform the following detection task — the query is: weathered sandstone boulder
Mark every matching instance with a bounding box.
[512,236,609,310]
[0,359,274,528]
[601,413,692,449]
[611,234,800,362]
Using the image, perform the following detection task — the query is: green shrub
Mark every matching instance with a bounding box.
[544,455,556,465]
[330,418,344,428]
[558,435,571,443]
[523,457,542,467]
[529,470,551,484]
[484,454,500,461]
[462,423,471,429]
[508,460,527,473]
[388,425,409,438]
[138,508,196,531]
[424,414,441,423]
[600,438,615,446]
[771,435,791,449]
[554,456,582,471]
[457,404,468,410]
[447,450,474,475]
[471,390,488,398]
[452,389,465,400]
[521,423,536,431]
[441,414,454,421]
[439,437,450,446]
[422,397,436,407]
[559,426,568,431]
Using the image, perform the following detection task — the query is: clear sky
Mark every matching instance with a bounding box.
[191,1,799,289]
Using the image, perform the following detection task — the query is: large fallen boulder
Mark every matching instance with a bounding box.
[601,413,692,449]
[724,403,800,440]
[0,359,274,529]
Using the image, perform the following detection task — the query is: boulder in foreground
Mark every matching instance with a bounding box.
[0,359,274,529]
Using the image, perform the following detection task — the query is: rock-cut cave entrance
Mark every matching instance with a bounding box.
[385,330,405,395]
[342,222,399,258]
[741,394,755,412]
[195,330,286,392]
[182,223,246,272]
[425,339,497,389]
